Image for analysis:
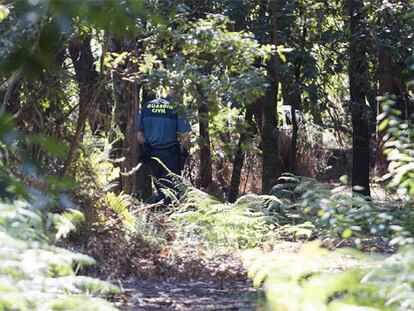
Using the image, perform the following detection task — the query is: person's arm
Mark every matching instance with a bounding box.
[137,131,145,145]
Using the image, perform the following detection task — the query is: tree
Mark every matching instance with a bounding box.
[109,37,142,196]
[261,0,282,193]
[140,14,270,193]
[63,35,104,177]
[228,105,254,202]
[347,0,372,197]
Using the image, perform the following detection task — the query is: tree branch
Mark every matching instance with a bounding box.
[0,69,22,114]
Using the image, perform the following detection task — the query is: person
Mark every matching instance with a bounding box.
[136,91,191,205]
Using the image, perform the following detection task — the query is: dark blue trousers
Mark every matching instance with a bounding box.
[146,144,181,204]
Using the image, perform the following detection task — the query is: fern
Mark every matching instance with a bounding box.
[244,242,414,311]
[244,94,414,311]
[105,192,135,234]
[0,199,119,310]
[171,187,277,249]
[243,242,390,310]
[50,209,85,241]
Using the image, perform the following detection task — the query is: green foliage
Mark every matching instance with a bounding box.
[171,188,277,250]
[269,175,414,245]
[243,243,387,311]
[276,222,315,240]
[0,110,118,310]
[0,4,10,21]
[105,192,135,234]
[0,0,153,76]
[120,13,272,109]
[75,133,120,194]
[133,208,169,250]
[244,83,414,310]
[51,208,84,241]
[244,242,414,311]
[362,246,414,310]
[380,100,414,199]
[0,198,119,310]
[28,133,69,160]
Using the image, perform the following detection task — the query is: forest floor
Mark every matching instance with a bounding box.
[78,183,399,310]
[109,245,263,310]
[116,262,260,310]
[113,246,268,310]
[112,240,388,310]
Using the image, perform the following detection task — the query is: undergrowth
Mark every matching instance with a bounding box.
[240,98,414,310]
[65,97,414,311]
[269,175,413,246]
[0,199,120,310]
[170,188,279,250]
[0,113,120,310]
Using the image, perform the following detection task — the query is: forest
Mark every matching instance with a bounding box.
[1,0,414,310]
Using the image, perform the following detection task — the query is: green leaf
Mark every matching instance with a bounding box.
[339,175,349,185]
[342,228,353,238]
[45,176,77,190]
[28,134,69,160]
[378,119,389,132]
[0,5,10,21]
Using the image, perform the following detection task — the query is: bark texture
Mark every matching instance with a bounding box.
[348,0,371,197]
[261,0,282,193]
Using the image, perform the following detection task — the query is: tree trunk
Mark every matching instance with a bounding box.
[227,0,253,202]
[197,100,212,189]
[348,0,371,197]
[261,0,281,193]
[228,107,253,202]
[64,35,105,233]
[0,71,22,115]
[62,35,101,177]
[278,0,304,175]
[110,37,129,192]
[281,77,300,174]
[110,37,148,197]
[121,82,140,195]
[136,88,153,200]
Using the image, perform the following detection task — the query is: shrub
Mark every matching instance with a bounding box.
[0,113,119,310]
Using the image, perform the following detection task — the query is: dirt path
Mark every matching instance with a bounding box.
[112,243,303,310]
[112,240,386,310]
[114,252,263,311]
[118,278,261,311]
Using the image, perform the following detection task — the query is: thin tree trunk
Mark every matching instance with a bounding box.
[121,82,140,195]
[290,86,299,174]
[281,76,301,174]
[0,70,22,115]
[136,88,153,200]
[110,37,128,192]
[228,107,253,202]
[227,0,252,202]
[109,37,148,196]
[348,0,371,197]
[261,0,281,193]
[62,35,103,177]
[291,4,307,175]
[198,100,212,189]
